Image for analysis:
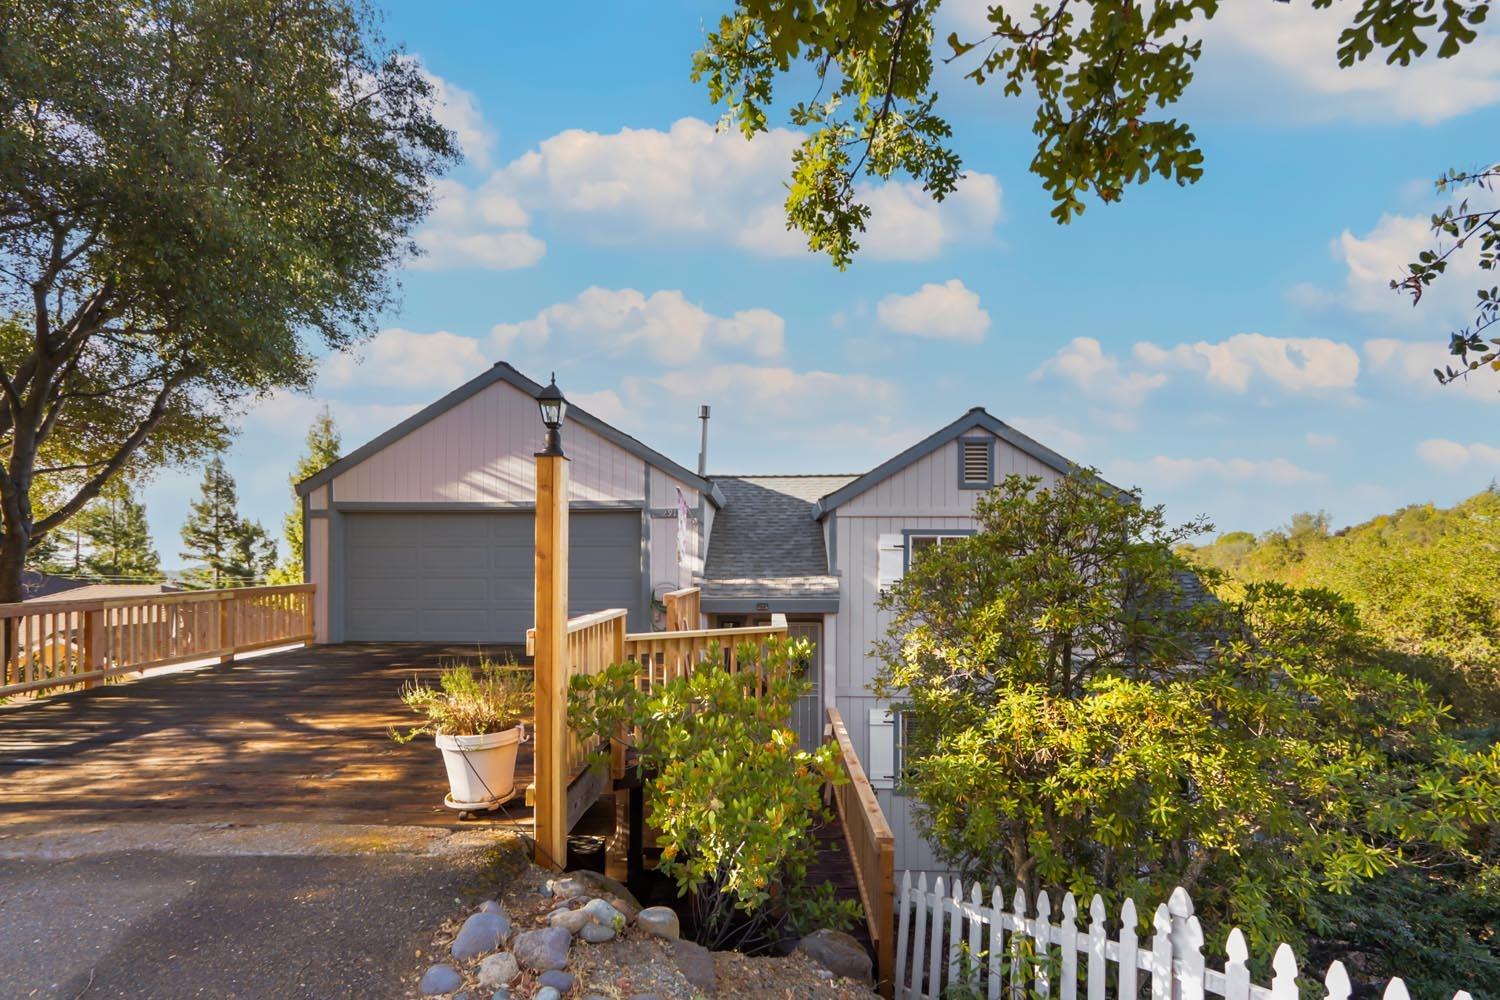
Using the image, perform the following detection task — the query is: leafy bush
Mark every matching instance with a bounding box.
[878,470,1500,991]
[569,637,860,951]
[391,657,531,742]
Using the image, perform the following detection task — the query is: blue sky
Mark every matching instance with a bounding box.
[137,1,1500,564]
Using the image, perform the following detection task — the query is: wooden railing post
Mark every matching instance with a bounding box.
[533,446,570,870]
[217,591,235,670]
[611,612,627,780]
[80,609,105,689]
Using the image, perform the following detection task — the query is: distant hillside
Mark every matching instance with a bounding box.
[1180,487,1500,721]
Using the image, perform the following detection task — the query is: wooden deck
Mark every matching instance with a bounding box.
[0,643,535,832]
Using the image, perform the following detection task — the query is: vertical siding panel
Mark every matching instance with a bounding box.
[321,381,668,505]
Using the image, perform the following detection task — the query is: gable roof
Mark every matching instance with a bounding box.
[700,475,856,608]
[296,361,724,506]
[810,408,1090,518]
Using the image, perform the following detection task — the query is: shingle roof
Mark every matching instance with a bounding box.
[701,475,857,602]
[24,582,181,603]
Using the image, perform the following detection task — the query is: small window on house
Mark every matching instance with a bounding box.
[894,710,922,791]
[959,438,993,489]
[905,532,966,571]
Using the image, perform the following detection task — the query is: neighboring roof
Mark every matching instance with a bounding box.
[296,361,724,507]
[700,475,856,605]
[24,582,180,603]
[811,408,1109,519]
[20,571,88,601]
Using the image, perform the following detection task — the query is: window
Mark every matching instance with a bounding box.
[904,532,967,572]
[894,709,920,790]
[959,437,994,489]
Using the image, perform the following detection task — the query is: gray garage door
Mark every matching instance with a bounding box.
[342,511,643,642]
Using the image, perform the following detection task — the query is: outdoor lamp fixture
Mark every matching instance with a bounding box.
[536,373,567,456]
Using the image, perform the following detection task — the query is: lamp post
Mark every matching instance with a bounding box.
[533,374,569,870]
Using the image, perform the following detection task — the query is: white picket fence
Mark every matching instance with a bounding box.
[895,872,1474,1000]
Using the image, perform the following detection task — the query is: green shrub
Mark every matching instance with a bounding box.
[391,657,530,742]
[569,636,860,951]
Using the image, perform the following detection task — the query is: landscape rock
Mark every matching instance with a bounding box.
[580,921,616,943]
[548,870,642,913]
[490,991,510,1000]
[538,969,575,992]
[451,910,510,961]
[479,899,507,919]
[548,906,591,935]
[476,951,519,989]
[535,988,561,1000]
[670,938,716,992]
[512,926,572,972]
[582,897,625,931]
[602,891,641,921]
[796,927,874,985]
[418,963,462,996]
[635,906,680,940]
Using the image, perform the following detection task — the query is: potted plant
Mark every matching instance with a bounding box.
[392,657,531,813]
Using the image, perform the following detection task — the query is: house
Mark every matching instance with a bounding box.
[298,362,1083,876]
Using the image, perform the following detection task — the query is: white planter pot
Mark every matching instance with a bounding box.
[435,725,523,809]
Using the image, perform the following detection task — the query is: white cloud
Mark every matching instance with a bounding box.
[1031,337,1168,409]
[1132,333,1359,393]
[1113,455,1322,488]
[569,388,628,426]
[411,177,545,271]
[320,328,489,389]
[625,364,895,416]
[1199,3,1500,124]
[490,288,785,365]
[857,174,1002,260]
[1037,333,1361,407]
[944,1,1500,124]
[426,117,999,266]
[418,65,498,169]
[1364,338,1500,402]
[876,279,990,342]
[1416,439,1500,470]
[1297,210,1492,328]
[1305,432,1338,449]
[245,390,421,443]
[1007,415,1089,456]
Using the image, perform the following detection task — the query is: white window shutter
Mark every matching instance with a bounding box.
[876,533,905,590]
[867,708,895,789]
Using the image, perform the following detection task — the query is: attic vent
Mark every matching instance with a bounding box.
[960,438,992,488]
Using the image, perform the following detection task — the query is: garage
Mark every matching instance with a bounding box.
[342,510,643,643]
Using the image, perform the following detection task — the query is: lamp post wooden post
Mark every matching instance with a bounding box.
[533,377,569,870]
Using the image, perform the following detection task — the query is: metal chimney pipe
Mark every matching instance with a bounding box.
[697,404,711,476]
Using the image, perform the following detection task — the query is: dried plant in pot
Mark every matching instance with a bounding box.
[391,657,531,813]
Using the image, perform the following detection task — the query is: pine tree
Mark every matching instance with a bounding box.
[180,457,256,588]
[235,520,278,584]
[269,407,341,584]
[78,495,160,581]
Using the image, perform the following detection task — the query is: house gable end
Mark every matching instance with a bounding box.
[811,408,1086,519]
[296,362,721,506]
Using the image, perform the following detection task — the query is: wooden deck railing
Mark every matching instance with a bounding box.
[662,586,701,631]
[827,705,897,998]
[624,613,788,691]
[557,608,629,784]
[0,584,315,698]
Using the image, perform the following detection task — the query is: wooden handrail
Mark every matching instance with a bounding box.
[662,586,701,631]
[826,705,897,998]
[0,584,316,698]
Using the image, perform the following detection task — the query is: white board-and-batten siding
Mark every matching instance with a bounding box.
[329,381,646,504]
[305,378,702,641]
[829,431,1063,877]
